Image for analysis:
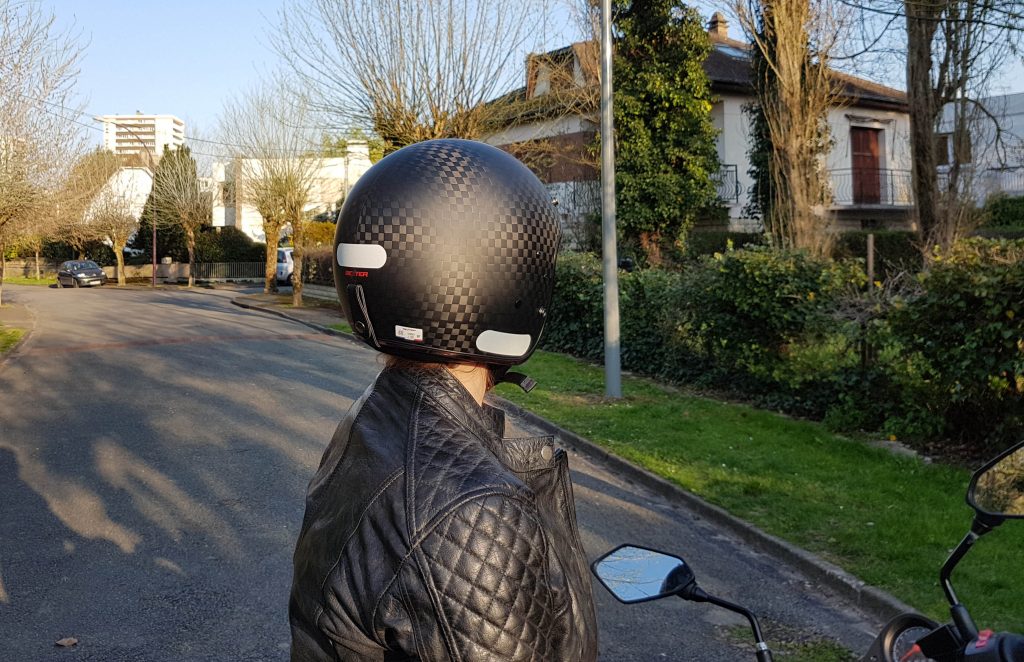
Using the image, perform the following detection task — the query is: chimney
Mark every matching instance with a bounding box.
[708,12,729,40]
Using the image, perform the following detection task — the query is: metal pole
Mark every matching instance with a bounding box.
[600,0,622,399]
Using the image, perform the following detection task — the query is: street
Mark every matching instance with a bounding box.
[0,285,878,660]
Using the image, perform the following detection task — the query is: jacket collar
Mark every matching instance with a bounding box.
[383,364,557,473]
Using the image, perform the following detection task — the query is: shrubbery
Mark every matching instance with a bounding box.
[303,247,335,286]
[982,194,1024,228]
[544,238,1024,458]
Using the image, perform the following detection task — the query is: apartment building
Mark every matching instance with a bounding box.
[95,113,185,161]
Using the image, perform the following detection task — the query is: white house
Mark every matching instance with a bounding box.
[86,167,153,222]
[210,142,373,242]
[484,13,914,233]
[938,92,1024,202]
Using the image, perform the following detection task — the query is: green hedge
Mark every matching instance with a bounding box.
[303,247,335,286]
[544,239,1024,456]
[982,194,1024,228]
[833,230,921,278]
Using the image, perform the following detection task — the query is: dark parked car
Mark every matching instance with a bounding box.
[56,260,108,288]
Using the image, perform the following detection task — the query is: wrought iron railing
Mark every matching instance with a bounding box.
[192,262,266,281]
[712,164,741,203]
[828,168,913,207]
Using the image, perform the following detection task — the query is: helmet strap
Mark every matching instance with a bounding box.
[491,366,537,393]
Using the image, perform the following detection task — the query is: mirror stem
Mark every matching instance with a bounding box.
[687,588,773,661]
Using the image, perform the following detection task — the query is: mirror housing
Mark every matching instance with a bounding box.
[967,440,1024,523]
[591,544,696,604]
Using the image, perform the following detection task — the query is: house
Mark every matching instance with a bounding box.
[86,167,153,223]
[210,142,373,243]
[483,12,914,234]
[938,91,1024,202]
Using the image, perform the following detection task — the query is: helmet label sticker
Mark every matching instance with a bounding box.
[476,330,531,357]
[395,325,424,343]
[337,243,387,269]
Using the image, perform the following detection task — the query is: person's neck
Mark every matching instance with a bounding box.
[445,363,489,406]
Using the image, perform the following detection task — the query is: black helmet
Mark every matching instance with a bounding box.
[333,139,560,370]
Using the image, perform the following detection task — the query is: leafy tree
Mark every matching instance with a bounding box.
[612,0,721,265]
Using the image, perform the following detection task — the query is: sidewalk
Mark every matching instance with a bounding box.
[231,289,916,626]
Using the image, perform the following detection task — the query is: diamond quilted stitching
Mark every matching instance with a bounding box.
[420,495,560,661]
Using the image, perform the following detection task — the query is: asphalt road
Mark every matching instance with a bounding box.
[0,285,879,661]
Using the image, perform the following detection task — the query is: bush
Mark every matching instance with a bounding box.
[194,227,266,263]
[982,194,1024,228]
[543,251,606,361]
[888,238,1024,452]
[303,221,337,249]
[681,246,862,374]
[834,230,921,280]
[683,230,764,259]
[303,247,335,286]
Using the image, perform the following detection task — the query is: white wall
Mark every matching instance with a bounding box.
[87,167,153,222]
[210,143,373,242]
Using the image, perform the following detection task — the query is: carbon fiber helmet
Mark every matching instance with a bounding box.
[333,139,561,370]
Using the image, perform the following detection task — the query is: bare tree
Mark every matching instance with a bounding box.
[53,148,119,259]
[88,168,151,286]
[735,0,845,258]
[218,81,321,304]
[274,0,550,150]
[0,0,86,302]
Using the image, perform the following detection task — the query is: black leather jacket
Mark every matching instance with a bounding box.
[289,365,599,661]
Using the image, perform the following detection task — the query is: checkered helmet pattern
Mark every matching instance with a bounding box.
[333,139,561,365]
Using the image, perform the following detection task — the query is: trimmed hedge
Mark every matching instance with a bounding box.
[544,239,1024,456]
[303,247,335,286]
[983,194,1024,228]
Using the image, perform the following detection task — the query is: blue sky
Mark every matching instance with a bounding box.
[44,0,1024,151]
[47,0,283,139]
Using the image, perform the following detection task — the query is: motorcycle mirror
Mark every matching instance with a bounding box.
[591,544,696,604]
[967,441,1024,521]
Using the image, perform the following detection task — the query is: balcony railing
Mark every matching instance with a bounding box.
[828,168,913,207]
[712,164,741,203]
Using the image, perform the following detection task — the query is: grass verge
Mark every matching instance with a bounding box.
[2,276,51,286]
[494,350,1024,632]
[0,325,25,353]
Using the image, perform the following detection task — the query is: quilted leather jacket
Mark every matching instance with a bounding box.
[289,364,599,661]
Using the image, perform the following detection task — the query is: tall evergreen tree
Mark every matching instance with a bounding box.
[613,0,721,265]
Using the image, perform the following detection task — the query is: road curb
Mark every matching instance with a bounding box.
[230,298,352,340]
[233,297,918,626]
[494,397,919,625]
[0,304,34,371]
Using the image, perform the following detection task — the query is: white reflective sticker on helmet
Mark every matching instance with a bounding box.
[476,330,531,357]
[396,325,423,342]
[336,243,387,269]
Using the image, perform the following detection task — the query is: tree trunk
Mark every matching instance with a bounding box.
[0,242,6,307]
[292,218,304,307]
[906,0,942,260]
[114,241,126,286]
[34,248,40,281]
[639,231,662,267]
[264,235,279,294]
[186,226,196,288]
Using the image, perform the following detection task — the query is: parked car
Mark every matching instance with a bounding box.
[56,260,108,288]
[277,247,294,285]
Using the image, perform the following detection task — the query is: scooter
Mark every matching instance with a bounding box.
[592,440,1024,661]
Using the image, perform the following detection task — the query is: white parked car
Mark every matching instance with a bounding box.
[277,247,294,285]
